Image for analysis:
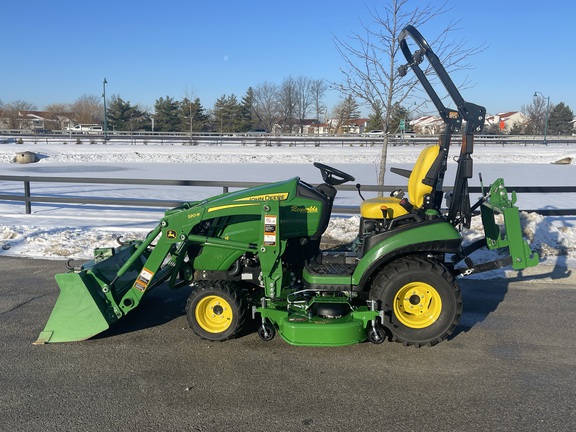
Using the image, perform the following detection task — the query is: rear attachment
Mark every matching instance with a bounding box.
[456,178,539,276]
[480,178,539,270]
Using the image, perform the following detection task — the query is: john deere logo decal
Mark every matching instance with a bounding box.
[236,193,289,202]
[166,229,177,239]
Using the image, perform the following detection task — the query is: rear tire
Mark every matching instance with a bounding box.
[186,281,247,341]
[369,256,462,347]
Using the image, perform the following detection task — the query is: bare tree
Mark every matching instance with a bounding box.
[44,103,72,130]
[310,79,328,121]
[1,100,38,129]
[70,94,103,125]
[278,76,298,133]
[252,81,280,133]
[294,76,314,133]
[334,0,485,190]
[521,95,549,135]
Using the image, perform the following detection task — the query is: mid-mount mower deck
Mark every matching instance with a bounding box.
[35,25,538,348]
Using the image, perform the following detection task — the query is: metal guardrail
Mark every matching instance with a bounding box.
[2,131,576,147]
[1,175,575,216]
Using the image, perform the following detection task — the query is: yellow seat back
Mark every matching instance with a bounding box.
[408,144,440,208]
[360,144,440,219]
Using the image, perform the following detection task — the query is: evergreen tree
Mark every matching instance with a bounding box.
[332,95,360,133]
[343,95,361,121]
[239,88,255,132]
[366,100,384,131]
[212,94,242,132]
[508,122,524,135]
[388,102,409,134]
[153,96,180,132]
[179,97,207,133]
[548,102,574,135]
[107,95,148,131]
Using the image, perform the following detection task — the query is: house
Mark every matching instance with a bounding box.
[410,111,528,135]
[410,115,444,135]
[326,118,369,134]
[484,111,526,133]
[305,121,331,135]
[0,110,73,131]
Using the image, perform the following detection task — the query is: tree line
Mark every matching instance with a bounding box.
[1,89,573,136]
[1,76,343,134]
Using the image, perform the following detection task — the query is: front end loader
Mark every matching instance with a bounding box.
[35,25,539,348]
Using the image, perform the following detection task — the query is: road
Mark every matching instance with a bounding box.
[1,256,575,432]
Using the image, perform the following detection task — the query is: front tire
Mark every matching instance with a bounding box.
[186,281,247,341]
[370,256,462,347]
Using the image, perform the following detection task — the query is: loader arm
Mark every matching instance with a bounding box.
[35,188,293,344]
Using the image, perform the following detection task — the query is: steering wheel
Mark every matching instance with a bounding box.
[313,162,355,186]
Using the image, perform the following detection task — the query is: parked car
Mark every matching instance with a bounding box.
[87,125,103,134]
[64,124,102,134]
[365,130,383,137]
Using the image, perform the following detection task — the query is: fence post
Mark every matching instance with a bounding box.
[24,180,31,214]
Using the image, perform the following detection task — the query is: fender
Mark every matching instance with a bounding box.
[352,221,462,289]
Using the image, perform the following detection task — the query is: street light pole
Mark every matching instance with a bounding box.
[533,91,550,145]
[103,78,108,140]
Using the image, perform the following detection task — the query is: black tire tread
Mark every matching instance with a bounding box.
[185,280,248,341]
[370,255,462,348]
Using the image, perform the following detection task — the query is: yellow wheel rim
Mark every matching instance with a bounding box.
[393,282,442,329]
[195,295,233,333]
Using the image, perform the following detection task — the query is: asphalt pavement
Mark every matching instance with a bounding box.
[1,256,575,432]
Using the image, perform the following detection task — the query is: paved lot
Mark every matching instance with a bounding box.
[1,256,576,432]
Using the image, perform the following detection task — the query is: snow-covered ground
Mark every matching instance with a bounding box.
[1,139,576,281]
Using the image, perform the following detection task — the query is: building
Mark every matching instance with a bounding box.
[411,111,527,135]
[484,111,526,133]
[0,110,73,131]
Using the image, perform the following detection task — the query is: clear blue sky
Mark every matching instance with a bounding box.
[1,0,574,117]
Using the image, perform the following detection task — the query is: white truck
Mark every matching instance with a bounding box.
[64,124,103,134]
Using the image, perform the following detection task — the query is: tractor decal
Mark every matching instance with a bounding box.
[207,203,258,213]
[235,192,289,202]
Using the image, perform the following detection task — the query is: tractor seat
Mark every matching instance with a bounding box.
[361,144,441,219]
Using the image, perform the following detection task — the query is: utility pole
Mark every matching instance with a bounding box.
[103,78,108,140]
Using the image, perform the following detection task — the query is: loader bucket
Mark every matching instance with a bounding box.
[34,272,114,344]
[34,244,150,344]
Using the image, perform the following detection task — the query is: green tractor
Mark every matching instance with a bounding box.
[35,25,538,348]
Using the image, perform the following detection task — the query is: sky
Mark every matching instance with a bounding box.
[1,0,575,117]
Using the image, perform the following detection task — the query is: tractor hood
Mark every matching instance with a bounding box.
[180,177,301,213]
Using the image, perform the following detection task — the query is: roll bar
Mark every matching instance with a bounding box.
[397,25,486,228]
[398,25,486,135]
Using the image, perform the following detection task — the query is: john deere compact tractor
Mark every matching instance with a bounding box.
[36,25,538,348]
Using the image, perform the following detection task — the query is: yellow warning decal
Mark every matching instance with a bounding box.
[235,192,288,202]
[134,267,154,293]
